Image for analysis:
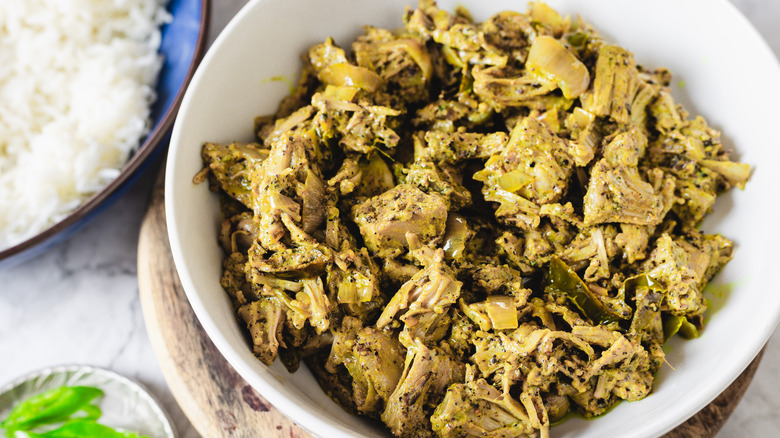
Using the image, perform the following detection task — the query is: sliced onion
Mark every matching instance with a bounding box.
[531,2,565,30]
[700,159,750,189]
[269,190,301,222]
[442,214,468,259]
[383,38,432,82]
[323,84,359,101]
[485,295,518,330]
[336,272,373,304]
[526,35,589,99]
[497,168,534,192]
[319,63,383,91]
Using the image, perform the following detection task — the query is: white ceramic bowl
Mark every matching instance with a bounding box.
[166,1,780,436]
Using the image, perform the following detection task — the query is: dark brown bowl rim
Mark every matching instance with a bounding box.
[0,0,211,263]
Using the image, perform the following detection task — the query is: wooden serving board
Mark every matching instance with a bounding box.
[137,168,763,438]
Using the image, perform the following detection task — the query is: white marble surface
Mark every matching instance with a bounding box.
[0,0,777,437]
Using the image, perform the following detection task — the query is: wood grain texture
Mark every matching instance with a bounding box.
[137,169,311,438]
[138,168,762,438]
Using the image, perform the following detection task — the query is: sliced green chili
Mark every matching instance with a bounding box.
[24,419,150,438]
[1,385,150,438]
[1,386,103,434]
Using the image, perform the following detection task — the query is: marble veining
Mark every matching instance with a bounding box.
[0,1,777,437]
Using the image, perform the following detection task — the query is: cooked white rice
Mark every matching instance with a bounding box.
[0,0,170,250]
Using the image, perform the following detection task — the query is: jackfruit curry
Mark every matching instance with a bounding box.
[195,1,750,436]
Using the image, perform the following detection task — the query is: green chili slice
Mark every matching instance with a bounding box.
[1,386,103,434]
[1,385,151,438]
[24,420,151,438]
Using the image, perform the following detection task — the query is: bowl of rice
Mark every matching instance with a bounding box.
[0,0,209,266]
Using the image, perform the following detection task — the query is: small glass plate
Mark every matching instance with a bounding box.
[0,365,176,438]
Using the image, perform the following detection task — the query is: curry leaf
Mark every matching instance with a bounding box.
[545,256,630,324]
